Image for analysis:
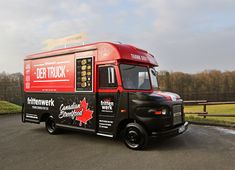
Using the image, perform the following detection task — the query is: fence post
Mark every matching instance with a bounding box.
[203,104,207,118]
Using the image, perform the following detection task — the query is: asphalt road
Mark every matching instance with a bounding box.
[0,114,235,170]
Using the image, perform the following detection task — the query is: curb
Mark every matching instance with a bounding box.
[188,121,235,129]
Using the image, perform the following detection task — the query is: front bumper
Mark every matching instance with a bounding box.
[151,122,189,138]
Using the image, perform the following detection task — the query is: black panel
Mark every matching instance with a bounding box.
[97,93,117,134]
[24,92,96,131]
[128,92,184,133]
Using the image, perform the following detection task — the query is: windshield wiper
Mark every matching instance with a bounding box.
[124,66,136,71]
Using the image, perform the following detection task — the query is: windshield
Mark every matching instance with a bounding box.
[120,64,156,90]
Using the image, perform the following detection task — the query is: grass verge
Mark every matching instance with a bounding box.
[0,101,22,115]
[185,104,235,127]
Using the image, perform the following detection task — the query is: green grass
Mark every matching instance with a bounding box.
[184,104,235,126]
[0,101,22,114]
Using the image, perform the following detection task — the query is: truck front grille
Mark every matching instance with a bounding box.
[172,105,183,125]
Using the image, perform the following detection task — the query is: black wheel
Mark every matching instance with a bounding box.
[123,123,148,150]
[45,116,58,134]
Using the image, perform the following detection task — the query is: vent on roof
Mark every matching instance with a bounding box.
[126,44,147,53]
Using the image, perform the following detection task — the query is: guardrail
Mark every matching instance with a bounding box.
[184,100,235,118]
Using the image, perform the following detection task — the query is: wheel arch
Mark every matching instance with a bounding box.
[116,118,150,137]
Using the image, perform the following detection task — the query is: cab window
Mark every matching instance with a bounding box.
[99,66,117,88]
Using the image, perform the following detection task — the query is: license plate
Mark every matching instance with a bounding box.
[178,126,185,133]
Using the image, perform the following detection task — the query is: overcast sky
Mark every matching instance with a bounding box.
[0,0,235,73]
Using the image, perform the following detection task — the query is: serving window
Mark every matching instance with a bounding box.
[76,56,93,92]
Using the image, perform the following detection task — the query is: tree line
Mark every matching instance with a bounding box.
[158,70,235,101]
[0,70,235,105]
[0,72,23,105]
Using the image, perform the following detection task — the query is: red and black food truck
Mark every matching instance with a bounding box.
[22,42,188,149]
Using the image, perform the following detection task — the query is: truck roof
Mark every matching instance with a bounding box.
[25,42,158,66]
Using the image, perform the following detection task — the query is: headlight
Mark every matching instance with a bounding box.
[149,108,168,115]
[161,108,167,115]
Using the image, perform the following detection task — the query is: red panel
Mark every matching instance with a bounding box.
[24,54,75,92]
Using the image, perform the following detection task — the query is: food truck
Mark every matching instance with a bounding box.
[22,42,188,149]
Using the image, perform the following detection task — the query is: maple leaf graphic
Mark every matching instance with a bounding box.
[75,98,93,126]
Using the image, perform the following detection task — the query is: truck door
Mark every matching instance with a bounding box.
[97,65,119,137]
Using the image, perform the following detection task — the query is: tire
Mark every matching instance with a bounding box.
[45,116,58,134]
[21,104,25,123]
[123,123,149,150]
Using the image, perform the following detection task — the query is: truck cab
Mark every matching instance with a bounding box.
[22,42,188,150]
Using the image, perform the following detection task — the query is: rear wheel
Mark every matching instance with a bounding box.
[45,116,58,134]
[123,123,148,150]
